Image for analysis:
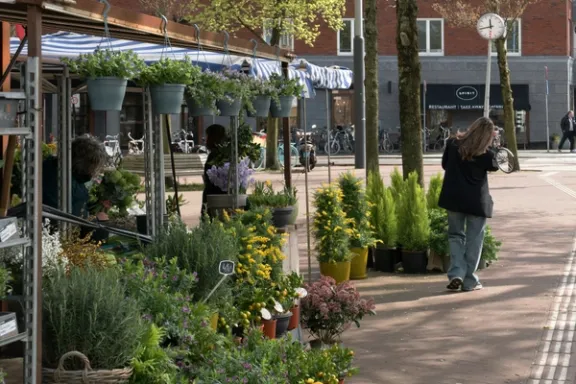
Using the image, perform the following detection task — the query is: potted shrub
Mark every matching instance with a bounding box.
[397,172,430,274]
[428,208,450,272]
[268,73,303,118]
[551,132,561,150]
[426,173,443,210]
[368,172,398,273]
[62,49,145,111]
[245,77,276,117]
[313,184,352,283]
[300,276,376,346]
[480,225,502,269]
[216,70,253,116]
[248,181,297,228]
[186,69,223,117]
[139,56,196,114]
[339,172,377,280]
[325,344,359,383]
[42,266,146,382]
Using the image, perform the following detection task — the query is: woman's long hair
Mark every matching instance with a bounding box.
[456,117,495,161]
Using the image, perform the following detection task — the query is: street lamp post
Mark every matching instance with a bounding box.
[353,0,366,169]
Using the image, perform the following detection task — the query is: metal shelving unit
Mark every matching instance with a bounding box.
[0,59,42,384]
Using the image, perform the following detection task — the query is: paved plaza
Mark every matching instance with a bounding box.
[174,154,576,384]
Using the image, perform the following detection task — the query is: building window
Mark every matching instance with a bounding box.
[337,18,366,55]
[417,19,444,55]
[263,20,294,50]
[491,19,521,55]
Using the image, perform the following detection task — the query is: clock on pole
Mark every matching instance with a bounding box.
[477,13,506,117]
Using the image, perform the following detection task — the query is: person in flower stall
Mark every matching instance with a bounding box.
[201,124,228,217]
[42,135,110,240]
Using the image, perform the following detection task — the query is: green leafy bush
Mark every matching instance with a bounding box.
[428,208,449,256]
[61,49,145,79]
[397,172,429,251]
[139,56,197,85]
[269,73,304,98]
[426,173,443,210]
[482,225,502,263]
[89,168,141,216]
[338,172,376,248]
[313,185,351,263]
[43,266,146,369]
[185,69,225,112]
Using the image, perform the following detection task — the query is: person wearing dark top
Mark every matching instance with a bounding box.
[201,124,228,217]
[43,135,108,218]
[559,110,575,152]
[438,117,499,292]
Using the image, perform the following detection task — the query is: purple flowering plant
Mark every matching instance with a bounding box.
[206,157,255,194]
[185,69,226,113]
[300,276,376,344]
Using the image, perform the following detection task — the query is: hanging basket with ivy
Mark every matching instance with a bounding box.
[62,49,145,112]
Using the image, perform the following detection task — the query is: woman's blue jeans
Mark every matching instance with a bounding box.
[447,210,487,290]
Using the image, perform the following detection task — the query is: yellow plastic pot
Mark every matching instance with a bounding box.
[210,313,219,331]
[350,247,369,280]
[319,261,351,283]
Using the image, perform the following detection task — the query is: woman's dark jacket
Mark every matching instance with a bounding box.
[438,138,499,218]
[42,156,91,218]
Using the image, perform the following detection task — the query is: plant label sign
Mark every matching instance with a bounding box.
[219,260,235,276]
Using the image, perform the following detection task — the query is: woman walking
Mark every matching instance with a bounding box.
[438,117,499,292]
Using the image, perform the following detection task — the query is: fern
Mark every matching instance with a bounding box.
[130,324,180,384]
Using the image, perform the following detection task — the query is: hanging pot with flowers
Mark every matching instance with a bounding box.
[186,69,224,117]
[215,70,253,116]
[245,77,277,118]
[268,73,304,118]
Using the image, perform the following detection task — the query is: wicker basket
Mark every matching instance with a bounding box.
[42,351,133,384]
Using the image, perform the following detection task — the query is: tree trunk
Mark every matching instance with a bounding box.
[495,38,520,171]
[265,117,280,170]
[365,0,380,176]
[396,0,424,185]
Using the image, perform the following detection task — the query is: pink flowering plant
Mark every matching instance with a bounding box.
[300,276,376,344]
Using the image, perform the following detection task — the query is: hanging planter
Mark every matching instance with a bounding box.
[216,96,242,116]
[245,77,275,117]
[268,73,304,118]
[62,50,145,112]
[186,98,215,117]
[139,57,197,115]
[186,70,222,117]
[247,95,272,117]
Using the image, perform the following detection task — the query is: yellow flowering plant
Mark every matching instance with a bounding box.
[338,172,377,249]
[313,184,351,264]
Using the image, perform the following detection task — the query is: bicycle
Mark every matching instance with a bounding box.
[172,130,195,154]
[128,132,144,155]
[493,127,515,174]
[251,142,299,170]
[379,130,393,153]
[103,134,122,167]
[432,125,452,152]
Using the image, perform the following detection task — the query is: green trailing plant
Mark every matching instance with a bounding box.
[269,73,304,98]
[313,184,351,263]
[482,225,502,263]
[143,218,238,302]
[245,76,279,103]
[338,172,377,249]
[248,181,297,208]
[186,69,225,112]
[428,208,449,256]
[139,56,197,85]
[218,70,253,108]
[397,172,430,252]
[129,324,180,384]
[89,168,141,217]
[426,173,443,210]
[61,49,145,79]
[43,266,147,370]
[390,167,405,204]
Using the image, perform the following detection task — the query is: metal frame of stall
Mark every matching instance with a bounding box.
[0,2,292,382]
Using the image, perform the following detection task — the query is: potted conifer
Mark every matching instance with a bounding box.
[397,172,430,274]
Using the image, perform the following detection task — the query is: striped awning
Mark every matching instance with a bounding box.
[290,59,353,90]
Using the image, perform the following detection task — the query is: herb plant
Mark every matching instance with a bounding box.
[313,184,352,263]
[139,56,197,85]
[61,49,145,79]
[338,172,377,249]
[248,181,297,208]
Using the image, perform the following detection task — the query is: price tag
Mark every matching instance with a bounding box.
[219,260,235,276]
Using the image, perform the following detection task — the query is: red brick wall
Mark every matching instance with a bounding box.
[108,0,570,57]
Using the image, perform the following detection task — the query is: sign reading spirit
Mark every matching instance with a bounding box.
[456,86,479,101]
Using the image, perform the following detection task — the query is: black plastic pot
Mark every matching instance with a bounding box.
[274,312,293,337]
[394,246,403,268]
[272,207,294,228]
[374,246,396,272]
[136,214,170,235]
[367,247,374,269]
[401,249,428,274]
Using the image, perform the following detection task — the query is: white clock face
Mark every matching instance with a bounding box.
[476,13,506,40]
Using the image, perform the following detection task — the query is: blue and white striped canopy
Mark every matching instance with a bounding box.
[290,60,353,90]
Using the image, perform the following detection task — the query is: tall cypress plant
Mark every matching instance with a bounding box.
[398,172,429,252]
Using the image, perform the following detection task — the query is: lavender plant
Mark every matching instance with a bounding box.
[206,158,254,194]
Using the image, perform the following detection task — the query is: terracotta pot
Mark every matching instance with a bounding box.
[262,319,277,339]
[339,380,345,384]
[319,261,351,283]
[287,305,300,330]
